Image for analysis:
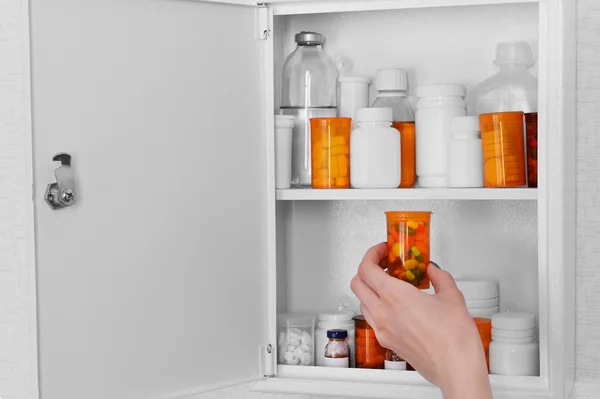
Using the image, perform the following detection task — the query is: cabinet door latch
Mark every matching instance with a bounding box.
[255,4,270,40]
[259,343,276,377]
[45,153,77,210]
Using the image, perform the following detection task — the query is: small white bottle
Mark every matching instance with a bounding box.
[274,115,296,189]
[455,278,499,319]
[350,108,401,189]
[489,312,539,376]
[448,116,484,188]
[415,84,467,188]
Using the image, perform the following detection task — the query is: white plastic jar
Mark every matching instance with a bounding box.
[415,84,467,187]
[274,115,296,189]
[448,116,484,188]
[455,278,499,319]
[315,309,355,367]
[489,312,539,376]
[350,107,400,188]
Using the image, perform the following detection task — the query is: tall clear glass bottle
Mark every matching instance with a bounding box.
[281,31,338,187]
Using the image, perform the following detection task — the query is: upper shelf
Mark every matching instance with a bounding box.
[276,188,538,201]
[269,0,540,15]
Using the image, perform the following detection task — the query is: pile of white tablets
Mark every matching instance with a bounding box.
[278,327,314,366]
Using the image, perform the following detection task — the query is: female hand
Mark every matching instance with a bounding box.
[350,243,492,399]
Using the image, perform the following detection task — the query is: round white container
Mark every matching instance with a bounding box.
[455,278,499,319]
[315,309,355,367]
[350,108,401,188]
[338,77,371,127]
[448,116,484,188]
[415,84,467,187]
[489,312,539,376]
[274,115,296,189]
[277,313,316,366]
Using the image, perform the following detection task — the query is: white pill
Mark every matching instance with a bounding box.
[287,345,297,352]
[286,358,300,365]
[293,348,304,359]
[284,351,295,362]
[300,343,311,352]
[288,337,300,346]
[278,332,286,347]
[301,331,313,345]
[301,352,313,366]
[290,327,302,335]
[289,330,303,341]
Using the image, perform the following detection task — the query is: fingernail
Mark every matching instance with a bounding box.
[430,261,441,270]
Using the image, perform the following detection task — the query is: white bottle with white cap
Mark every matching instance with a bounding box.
[489,312,539,376]
[448,116,484,188]
[315,309,355,367]
[455,278,499,319]
[415,84,467,188]
[338,77,371,127]
[350,107,401,189]
[274,115,296,189]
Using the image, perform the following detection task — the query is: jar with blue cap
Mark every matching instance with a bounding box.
[324,329,350,368]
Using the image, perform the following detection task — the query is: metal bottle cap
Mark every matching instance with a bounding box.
[295,31,323,45]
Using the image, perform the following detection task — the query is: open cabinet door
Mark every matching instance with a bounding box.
[30,1,269,398]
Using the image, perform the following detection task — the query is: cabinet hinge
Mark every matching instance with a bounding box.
[255,4,270,40]
[259,343,276,377]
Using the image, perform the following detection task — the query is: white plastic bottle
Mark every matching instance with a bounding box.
[415,84,467,188]
[455,278,499,319]
[350,108,401,189]
[468,41,538,116]
[489,312,539,376]
[447,116,484,188]
[338,77,371,128]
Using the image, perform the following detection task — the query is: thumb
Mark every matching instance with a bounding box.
[428,262,457,294]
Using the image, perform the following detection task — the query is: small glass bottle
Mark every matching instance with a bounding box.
[324,329,350,368]
[384,349,407,370]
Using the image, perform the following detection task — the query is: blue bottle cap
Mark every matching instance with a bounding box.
[327,329,348,339]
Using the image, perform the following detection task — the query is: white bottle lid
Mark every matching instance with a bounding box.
[275,115,295,129]
[494,41,534,67]
[415,84,466,99]
[455,278,499,300]
[339,76,371,85]
[375,69,408,92]
[492,312,536,331]
[318,309,355,322]
[451,116,480,133]
[356,107,393,122]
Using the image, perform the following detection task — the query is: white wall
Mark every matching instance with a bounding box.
[0,0,598,398]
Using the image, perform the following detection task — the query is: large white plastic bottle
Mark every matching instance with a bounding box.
[468,41,538,116]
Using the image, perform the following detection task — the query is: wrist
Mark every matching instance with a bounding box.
[439,341,492,399]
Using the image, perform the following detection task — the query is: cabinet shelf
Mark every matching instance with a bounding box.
[253,366,548,398]
[276,188,538,201]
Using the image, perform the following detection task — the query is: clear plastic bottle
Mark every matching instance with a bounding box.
[468,41,538,116]
[280,31,338,187]
[371,69,416,188]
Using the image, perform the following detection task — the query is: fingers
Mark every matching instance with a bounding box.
[361,243,388,270]
[351,275,380,310]
[428,263,457,294]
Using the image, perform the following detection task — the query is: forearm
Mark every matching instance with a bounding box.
[439,345,492,399]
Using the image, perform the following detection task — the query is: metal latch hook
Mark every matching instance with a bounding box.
[45,153,77,210]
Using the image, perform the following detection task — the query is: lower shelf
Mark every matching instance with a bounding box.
[252,366,549,399]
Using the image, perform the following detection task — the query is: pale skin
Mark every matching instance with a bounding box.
[350,243,493,399]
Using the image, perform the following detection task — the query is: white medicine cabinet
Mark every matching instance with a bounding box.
[28,0,575,399]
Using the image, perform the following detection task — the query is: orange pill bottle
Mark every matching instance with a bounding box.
[474,317,492,372]
[385,211,431,289]
[479,112,526,187]
[353,315,385,369]
[310,118,352,189]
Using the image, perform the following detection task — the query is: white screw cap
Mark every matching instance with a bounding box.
[494,41,535,66]
[375,69,408,92]
[356,107,393,122]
